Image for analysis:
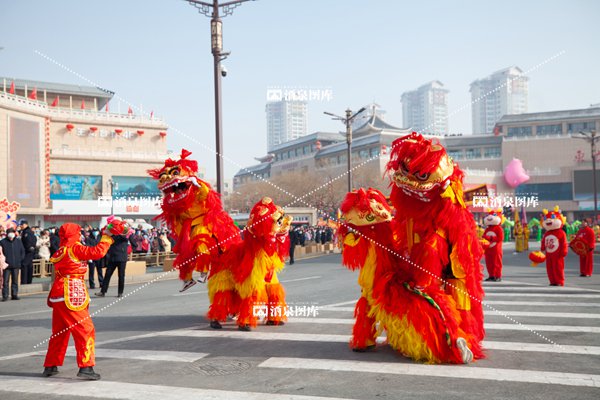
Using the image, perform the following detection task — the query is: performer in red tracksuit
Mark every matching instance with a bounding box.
[43,223,113,380]
[483,209,504,282]
[574,220,596,277]
[540,207,569,286]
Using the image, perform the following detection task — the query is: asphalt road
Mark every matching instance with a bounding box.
[0,243,599,400]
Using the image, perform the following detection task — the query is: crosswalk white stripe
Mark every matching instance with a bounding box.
[484,300,600,307]
[288,317,600,333]
[281,276,322,283]
[486,293,600,299]
[65,348,208,362]
[0,376,353,400]
[319,307,600,319]
[258,357,600,388]
[157,329,600,353]
[483,286,600,293]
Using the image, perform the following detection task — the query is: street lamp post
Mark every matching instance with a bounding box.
[324,107,366,192]
[575,129,599,222]
[186,0,254,194]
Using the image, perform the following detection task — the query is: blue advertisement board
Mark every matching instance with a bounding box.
[112,176,160,197]
[49,175,103,200]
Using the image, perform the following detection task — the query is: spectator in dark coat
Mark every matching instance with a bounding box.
[84,231,104,289]
[1,228,25,300]
[19,220,37,284]
[49,227,60,255]
[95,234,128,297]
[289,228,298,265]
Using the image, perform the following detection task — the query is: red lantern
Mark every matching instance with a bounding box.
[66,123,74,131]
[315,140,322,150]
[89,126,98,132]
[159,131,167,138]
[528,251,546,267]
[115,129,123,135]
[381,144,388,155]
[137,130,145,136]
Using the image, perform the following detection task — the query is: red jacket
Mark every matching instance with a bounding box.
[48,224,113,310]
[575,226,596,251]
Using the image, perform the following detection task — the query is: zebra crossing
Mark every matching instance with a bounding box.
[1,279,599,399]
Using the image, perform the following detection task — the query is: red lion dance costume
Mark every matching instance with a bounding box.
[482,208,504,281]
[571,221,595,277]
[537,206,569,286]
[43,223,115,380]
[384,132,485,363]
[338,188,399,352]
[149,149,241,328]
[226,197,292,330]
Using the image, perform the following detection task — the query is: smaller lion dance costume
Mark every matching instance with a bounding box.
[338,188,398,352]
[530,206,569,286]
[226,197,292,330]
[482,209,504,281]
[570,221,595,277]
[43,222,117,380]
[149,150,241,328]
[384,132,485,364]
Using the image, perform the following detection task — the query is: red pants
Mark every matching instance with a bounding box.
[580,252,594,276]
[546,257,565,286]
[44,302,95,368]
[484,250,502,278]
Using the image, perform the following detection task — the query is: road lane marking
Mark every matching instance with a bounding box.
[281,276,322,283]
[258,357,600,388]
[486,293,600,299]
[0,376,354,400]
[0,310,50,319]
[157,329,600,354]
[319,300,357,308]
[172,290,208,297]
[319,307,600,319]
[483,286,600,293]
[65,348,208,362]
[484,300,600,307]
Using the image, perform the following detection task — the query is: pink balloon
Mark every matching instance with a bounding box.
[504,158,530,188]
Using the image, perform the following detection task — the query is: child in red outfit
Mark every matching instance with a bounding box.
[483,209,504,281]
[43,223,114,380]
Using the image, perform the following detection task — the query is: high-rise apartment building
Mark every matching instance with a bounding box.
[401,81,449,135]
[266,99,308,151]
[470,66,528,134]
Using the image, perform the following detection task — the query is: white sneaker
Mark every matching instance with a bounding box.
[179,279,197,292]
[197,272,208,284]
[456,337,473,364]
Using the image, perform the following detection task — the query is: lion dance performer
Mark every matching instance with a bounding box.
[571,220,596,277]
[338,188,400,352]
[226,197,292,330]
[43,222,120,380]
[384,132,485,363]
[535,206,569,286]
[482,208,505,281]
[149,149,241,328]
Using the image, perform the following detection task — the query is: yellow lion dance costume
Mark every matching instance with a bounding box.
[148,149,241,329]
[225,197,292,330]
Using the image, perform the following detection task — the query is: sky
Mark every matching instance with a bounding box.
[2,0,599,180]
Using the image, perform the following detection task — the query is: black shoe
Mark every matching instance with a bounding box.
[493,277,502,282]
[2,298,8,302]
[12,296,20,300]
[238,325,251,331]
[77,367,101,380]
[352,344,376,353]
[209,320,222,329]
[484,277,494,281]
[95,292,105,297]
[117,293,123,298]
[266,320,285,326]
[42,366,59,377]
[549,283,558,286]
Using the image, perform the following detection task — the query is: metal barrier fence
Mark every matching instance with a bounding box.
[32,251,176,278]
